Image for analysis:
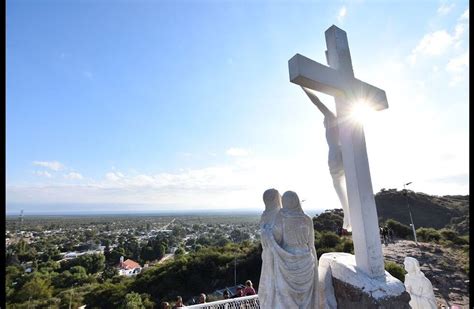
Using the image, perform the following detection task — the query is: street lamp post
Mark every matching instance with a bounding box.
[403,182,418,245]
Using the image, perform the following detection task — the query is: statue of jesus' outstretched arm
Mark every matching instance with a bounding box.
[301,86,352,232]
[301,86,333,118]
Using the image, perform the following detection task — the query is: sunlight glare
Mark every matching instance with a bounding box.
[351,100,374,124]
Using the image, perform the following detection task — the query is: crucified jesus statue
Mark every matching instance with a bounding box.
[301,86,352,232]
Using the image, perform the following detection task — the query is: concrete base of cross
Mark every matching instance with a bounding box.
[318,253,411,309]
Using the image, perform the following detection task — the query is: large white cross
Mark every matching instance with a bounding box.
[288,25,387,278]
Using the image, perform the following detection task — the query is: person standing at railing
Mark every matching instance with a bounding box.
[243,280,256,296]
[173,296,185,308]
[198,293,206,304]
[223,290,230,299]
[231,287,244,298]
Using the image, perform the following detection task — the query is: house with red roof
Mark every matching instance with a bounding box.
[117,256,142,276]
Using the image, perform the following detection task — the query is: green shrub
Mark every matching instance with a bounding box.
[440,229,457,241]
[416,228,440,242]
[319,232,341,248]
[385,261,406,282]
[439,229,469,245]
[314,231,322,248]
[385,219,412,239]
[335,239,354,254]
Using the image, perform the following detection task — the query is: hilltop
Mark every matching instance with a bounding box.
[375,189,469,235]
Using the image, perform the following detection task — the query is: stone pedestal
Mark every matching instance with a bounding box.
[319,253,411,309]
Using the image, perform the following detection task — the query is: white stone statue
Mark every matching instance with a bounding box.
[404,257,437,309]
[301,86,352,232]
[261,190,318,309]
[258,188,282,309]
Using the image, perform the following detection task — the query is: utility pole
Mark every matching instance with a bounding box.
[403,182,418,245]
[69,288,74,309]
[234,256,237,287]
[19,210,24,230]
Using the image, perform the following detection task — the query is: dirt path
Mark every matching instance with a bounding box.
[382,239,469,308]
[157,253,175,264]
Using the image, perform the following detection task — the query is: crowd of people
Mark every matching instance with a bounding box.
[159,280,256,308]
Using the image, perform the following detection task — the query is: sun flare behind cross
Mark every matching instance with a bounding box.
[350,99,375,124]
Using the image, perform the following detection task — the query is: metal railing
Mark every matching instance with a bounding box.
[185,295,260,309]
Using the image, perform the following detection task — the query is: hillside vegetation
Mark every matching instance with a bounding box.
[375,189,469,235]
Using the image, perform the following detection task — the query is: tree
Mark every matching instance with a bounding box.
[38,261,60,278]
[175,247,185,256]
[124,292,145,308]
[18,275,53,301]
[74,253,105,274]
[84,282,127,308]
[230,229,245,242]
[14,238,37,263]
[106,247,126,266]
[141,246,155,263]
[101,265,118,281]
[313,209,344,232]
[6,265,23,287]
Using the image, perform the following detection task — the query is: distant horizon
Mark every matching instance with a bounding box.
[5,208,325,217]
[6,188,469,216]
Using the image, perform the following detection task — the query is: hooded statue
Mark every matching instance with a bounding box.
[259,190,319,309]
[404,257,437,309]
[258,188,282,309]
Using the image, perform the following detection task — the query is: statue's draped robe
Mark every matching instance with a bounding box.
[405,272,437,309]
[258,209,279,309]
[264,209,318,309]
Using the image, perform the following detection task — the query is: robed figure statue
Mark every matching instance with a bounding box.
[259,190,319,309]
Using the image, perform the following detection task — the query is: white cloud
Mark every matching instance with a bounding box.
[446,48,469,86]
[453,24,466,40]
[337,6,347,23]
[412,30,453,56]
[437,3,455,15]
[446,51,469,73]
[226,148,250,157]
[33,161,64,171]
[8,152,344,212]
[105,172,124,182]
[65,172,83,180]
[8,135,469,210]
[34,170,52,178]
[459,8,469,20]
[408,12,468,65]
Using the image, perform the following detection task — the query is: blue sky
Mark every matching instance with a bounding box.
[6,0,469,213]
